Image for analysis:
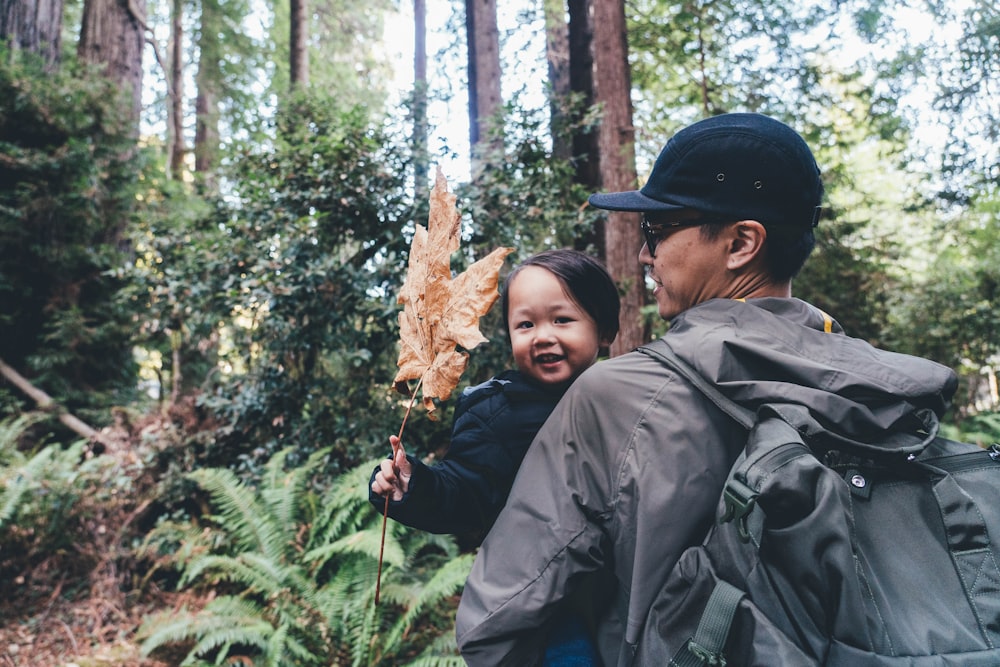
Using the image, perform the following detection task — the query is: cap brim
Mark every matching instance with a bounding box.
[588,190,686,212]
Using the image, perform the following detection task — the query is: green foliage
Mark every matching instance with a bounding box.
[0,413,134,598]
[184,92,429,473]
[0,48,144,426]
[268,0,396,110]
[454,97,605,382]
[139,450,471,666]
[939,411,1000,449]
[882,186,1000,414]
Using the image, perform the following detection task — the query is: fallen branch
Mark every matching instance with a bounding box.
[0,357,113,447]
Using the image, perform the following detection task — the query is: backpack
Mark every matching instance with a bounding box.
[635,339,1000,666]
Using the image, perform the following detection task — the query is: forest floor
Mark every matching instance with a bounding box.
[0,408,204,667]
[0,590,170,667]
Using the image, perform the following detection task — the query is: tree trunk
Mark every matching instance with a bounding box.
[465,0,502,171]
[591,0,644,355]
[544,0,570,161]
[413,0,429,199]
[567,0,600,258]
[0,357,113,447]
[167,0,184,179]
[567,0,597,186]
[289,0,308,88]
[0,0,63,68]
[78,0,145,130]
[193,0,220,190]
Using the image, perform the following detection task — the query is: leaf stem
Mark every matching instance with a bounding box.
[375,375,424,605]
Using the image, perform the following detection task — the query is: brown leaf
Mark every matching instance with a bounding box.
[393,167,514,417]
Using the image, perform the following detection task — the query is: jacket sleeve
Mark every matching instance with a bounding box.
[367,380,556,534]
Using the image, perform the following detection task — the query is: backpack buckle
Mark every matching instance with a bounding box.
[720,478,757,543]
[687,639,728,666]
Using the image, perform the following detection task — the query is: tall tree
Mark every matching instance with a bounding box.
[289,0,307,88]
[413,0,429,198]
[167,0,184,178]
[544,0,571,160]
[566,0,599,229]
[77,0,145,129]
[465,0,502,167]
[0,0,62,67]
[591,0,644,354]
[193,0,220,184]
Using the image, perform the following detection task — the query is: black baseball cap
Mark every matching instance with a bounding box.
[589,113,823,229]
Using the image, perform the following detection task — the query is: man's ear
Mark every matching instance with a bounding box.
[726,220,767,270]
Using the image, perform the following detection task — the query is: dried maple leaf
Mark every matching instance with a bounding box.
[393,167,513,418]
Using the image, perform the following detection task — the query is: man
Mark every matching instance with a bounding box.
[454,113,956,666]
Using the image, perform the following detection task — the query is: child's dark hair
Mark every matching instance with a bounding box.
[501,249,621,344]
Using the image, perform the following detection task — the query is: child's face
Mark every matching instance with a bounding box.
[506,266,606,389]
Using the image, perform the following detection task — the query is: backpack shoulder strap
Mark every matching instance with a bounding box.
[638,338,755,430]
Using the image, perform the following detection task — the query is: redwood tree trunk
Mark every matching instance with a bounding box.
[465,0,502,170]
[167,0,184,179]
[591,0,645,355]
[544,0,570,161]
[0,0,63,67]
[78,0,145,130]
[413,0,428,198]
[289,0,308,88]
[193,0,220,189]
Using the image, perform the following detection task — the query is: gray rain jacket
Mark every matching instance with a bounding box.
[455,297,957,667]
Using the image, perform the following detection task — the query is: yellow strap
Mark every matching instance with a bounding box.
[733,298,833,333]
[817,308,833,333]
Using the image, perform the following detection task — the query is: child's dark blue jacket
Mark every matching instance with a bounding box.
[368,369,563,534]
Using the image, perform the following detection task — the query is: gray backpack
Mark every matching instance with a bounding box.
[637,339,1000,666]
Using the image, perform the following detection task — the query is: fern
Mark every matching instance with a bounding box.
[187,467,289,562]
[384,552,474,646]
[140,452,469,665]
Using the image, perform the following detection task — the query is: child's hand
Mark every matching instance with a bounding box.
[371,435,412,501]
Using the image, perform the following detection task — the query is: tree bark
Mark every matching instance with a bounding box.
[0,358,113,446]
[413,0,429,199]
[465,0,502,171]
[78,0,145,130]
[167,0,184,179]
[0,0,63,68]
[591,0,645,355]
[193,0,220,190]
[289,0,308,88]
[544,0,571,161]
[567,0,597,188]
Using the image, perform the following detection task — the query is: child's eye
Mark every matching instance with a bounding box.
[515,321,533,330]
[554,317,573,324]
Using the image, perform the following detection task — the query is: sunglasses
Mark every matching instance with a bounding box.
[641,214,724,257]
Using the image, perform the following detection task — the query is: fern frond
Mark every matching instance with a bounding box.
[309,459,382,549]
[0,413,45,464]
[306,523,407,574]
[187,467,287,561]
[0,446,54,528]
[381,552,473,652]
[261,448,329,535]
[138,606,203,656]
[400,630,464,667]
[181,552,298,597]
[404,654,465,667]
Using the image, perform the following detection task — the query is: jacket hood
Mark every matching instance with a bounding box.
[663,298,958,443]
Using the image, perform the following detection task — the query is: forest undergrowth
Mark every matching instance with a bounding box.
[0,404,210,667]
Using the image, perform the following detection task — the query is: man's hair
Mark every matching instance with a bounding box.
[502,249,621,344]
[699,199,821,282]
